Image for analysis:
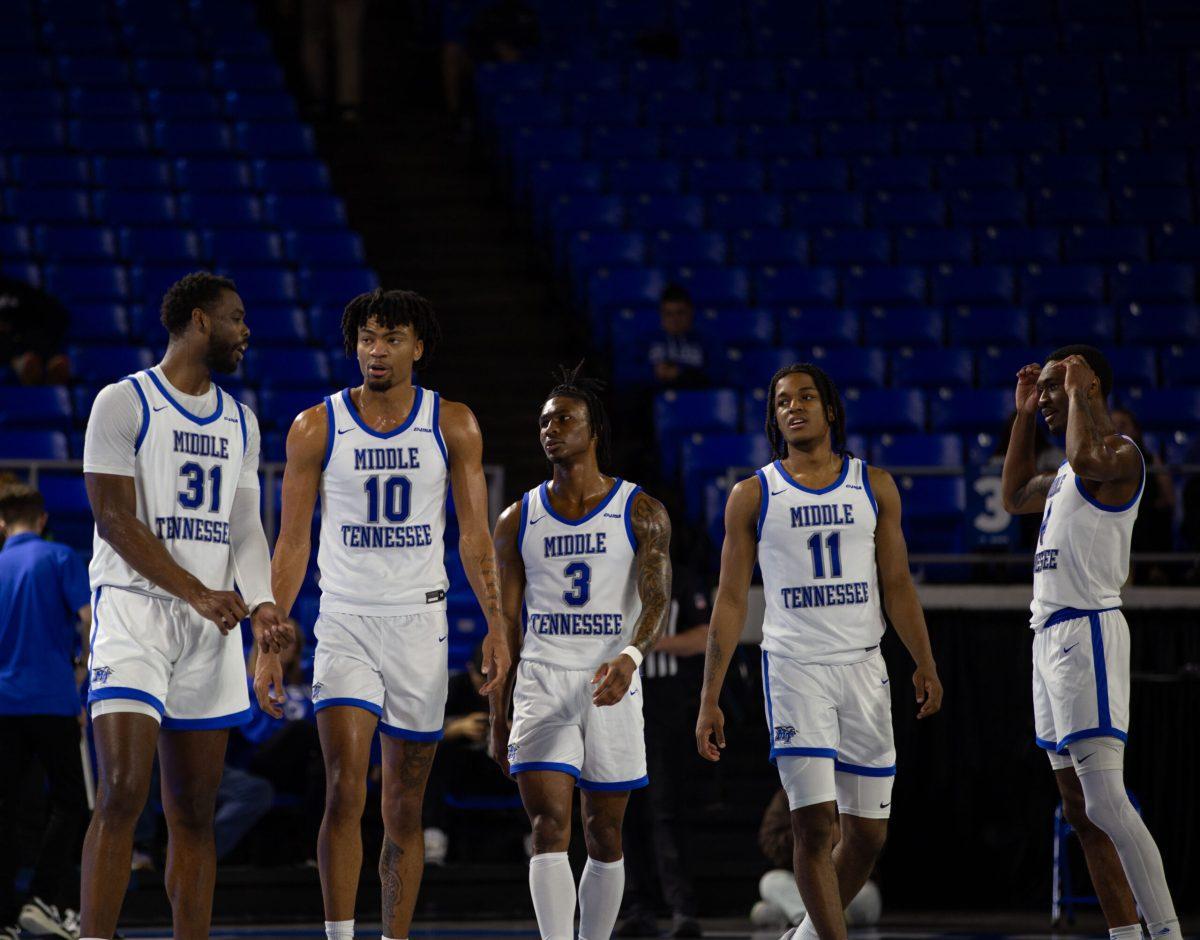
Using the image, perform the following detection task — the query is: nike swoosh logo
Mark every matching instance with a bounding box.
[152,405,168,412]
[629,689,638,696]
[881,678,889,685]
[879,801,891,808]
[771,488,788,496]
[437,635,447,643]
[1063,643,1078,654]
[337,428,353,435]
[1077,752,1093,763]
[528,517,543,526]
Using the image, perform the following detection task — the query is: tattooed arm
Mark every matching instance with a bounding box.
[441,399,511,695]
[1060,355,1142,498]
[591,491,672,707]
[488,499,526,774]
[696,476,759,761]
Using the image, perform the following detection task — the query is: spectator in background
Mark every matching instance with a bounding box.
[648,284,706,390]
[0,484,91,940]
[291,0,367,121]
[617,565,709,939]
[1111,407,1176,584]
[441,0,540,129]
[0,274,71,385]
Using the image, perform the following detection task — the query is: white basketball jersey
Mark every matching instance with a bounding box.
[88,370,249,596]
[518,478,643,671]
[1029,437,1145,629]
[757,457,885,664]
[318,386,449,616]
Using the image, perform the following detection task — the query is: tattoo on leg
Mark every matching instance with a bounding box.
[398,743,436,790]
[379,837,403,924]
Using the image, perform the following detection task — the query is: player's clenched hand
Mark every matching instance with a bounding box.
[188,586,248,634]
[913,662,943,719]
[251,602,292,653]
[254,651,286,719]
[1014,363,1041,415]
[478,630,511,696]
[695,703,725,761]
[591,653,636,706]
[1061,354,1098,397]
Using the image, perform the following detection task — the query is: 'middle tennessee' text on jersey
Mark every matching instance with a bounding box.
[757,456,885,664]
[318,387,449,616]
[518,479,643,671]
[1030,438,1144,629]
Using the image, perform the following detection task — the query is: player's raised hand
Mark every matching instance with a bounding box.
[1061,354,1098,398]
[1014,363,1042,415]
[253,651,286,719]
[188,586,249,634]
[251,602,292,653]
[695,702,726,761]
[591,653,636,706]
[478,629,511,696]
[913,662,943,719]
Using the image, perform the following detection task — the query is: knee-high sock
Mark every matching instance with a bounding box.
[529,852,576,940]
[1079,769,1179,936]
[578,857,625,940]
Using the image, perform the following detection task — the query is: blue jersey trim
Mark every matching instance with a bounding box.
[1088,611,1112,731]
[146,369,224,425]
[1057,727,1128,752]
[162,707,253,731]
[431,392,449,467]
[340,386,423,439]
[88,587,102,678]
[1072,437,1144,512]
[834,759,897,777]
[312,697,383,717]
[1043,606,1119,630]
[235,396,248,452]
[380,723,444,741]
[123,375,151,454]
[861,460,879,518]
[321,395,335,470]
[624,485,643,552]
[579,775,650,791]
[755,469,769,542]
[773,746,838,760]
[539,477,624,526]
[773,456,849,495]
[88,685,166,714]
[517,492,530,555]
[510,761,581,779]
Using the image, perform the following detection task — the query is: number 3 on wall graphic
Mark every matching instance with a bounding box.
[563,561,591,607]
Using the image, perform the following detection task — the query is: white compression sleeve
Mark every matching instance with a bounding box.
[230,487,275,612]
[577,857,624,940]
[529,852,576,940]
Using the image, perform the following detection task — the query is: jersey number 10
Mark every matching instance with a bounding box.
[364,475,412,523]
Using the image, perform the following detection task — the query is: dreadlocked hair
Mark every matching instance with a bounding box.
[545,362,611,467]
[764,363,849,459]
[340,288,442,361]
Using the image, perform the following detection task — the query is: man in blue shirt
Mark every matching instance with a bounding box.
[0,484,92,940]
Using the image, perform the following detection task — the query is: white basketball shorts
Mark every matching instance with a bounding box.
[508,658,648,791]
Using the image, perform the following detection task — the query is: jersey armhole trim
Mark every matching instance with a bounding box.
[432,391,449,467]
[624,485,643,552]
[517,491,530,555]
[234,397,248,452]
[755,469,769,542]
[861,460,879,518]
[321,396,335,471]
[123,375,150,455]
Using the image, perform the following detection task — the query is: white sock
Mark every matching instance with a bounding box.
[1079,769,1179,927]
[325,920,354,940]
[1110,925,1143,940]
[578,856,625,940]
[759,869,807,926]
[796,914,821,940]
[529,851,576,940]
[383,936,407,940]
[1146,921,1182,940]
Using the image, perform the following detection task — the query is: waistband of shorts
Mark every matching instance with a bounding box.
[518,654,609,673]
[1037,606,1120,631]
[320,595,447,617]
[93,583,179,604]
[759,643,880,667]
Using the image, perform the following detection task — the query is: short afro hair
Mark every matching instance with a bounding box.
[543,362,611,468]
[340,288,442,361]
[1046,344,1113,398]
[0,483,45,527]
[160,271,237,336]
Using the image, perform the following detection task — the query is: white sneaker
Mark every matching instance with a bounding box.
[19,897,77,940]
[423,827,448,866]
[749,900,788,930]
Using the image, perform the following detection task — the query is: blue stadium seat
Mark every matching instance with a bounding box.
[626,195,703,230]
[874,432,962,467]
[527,160,603,202]
[743,125,816,158]
[153,119,230,155]
[896,229,973,264]
[945,56,1020,88]
[570,231,647,275]
[706,58,780,92]
[253,158,330,193]
[664,126,740,159]
[730,229,809,266]
[1,262,40,287]
[145,89,221,119]
[644,90,716,125]
[980,118,1060,153]
[0,387,73,429]
[133,58,208,88]
[257,389,325,430]
[821,122,893,156]
[890,347,975,390]
[1109,152,1189,187]
[56,56,130,87]
[874,88,948,121]
[939,154,1018,189]
[1034,189,1110,225]
[791,193,865,227]
[246,349,331,389]
[1119,388,1200,430]
[862,56,940,88]
[862,308,943,348]
[721,90,792,124]
[44,263,127,302]
[654,388,741,476]
[548,60,623,94]
[235,122,315,157]
[1109,347,1160,388]
[898,121,977,155]
[588,126,660,160]
[895,475,966,550]
[1064,117,1144,153]
[1035,306,1117,346]
[932,265,1016,305]
[0,88,61,117]
[286,230,365,266]
[855,156,933,190]
[1024,154,1103,188]
[121,227,200,265]
[607,160,681,194]
[627,59,700,93]
[0,117,66,150]
[302,268,378,305]
[96,191,176,226]
[0,223,32,258]
[950,190,1028,226]
[179,193,261,227]
[0,431,69,459]
[36,225,116,261]
[211,60,285,91]
[928,388,1011,433]
[9,154,90,187]
[778,308,860,347]
[976,346,1042,387]
[755,267,838,305]
[977,227,1060,264]
[809,347,887,388]
[672,266,751,305]
[69,303,129,343]
[781,58,857,91]
[264,194,346,228]
[1121,304,1200,344]
[91,155,172,190]
[1161,346,1200,387]
[814,230,890,266]
[905,24,979,54]
[871,192,947,227]
[204,229,283,265]
[690,159,767,195]
[770,157,848,192]
[589,267,668,310]
[1063,226,1148,263]
[843,267,927,307]
[246,308,309,347]
[224,91,298,122]
[1029,85,1104,117]
[508,127,584,163]
[174,158,251,192]
[67,345,153,384]
[131,266,198,307]
[794,89,869,122]
[232,268,296,303]
[842,389,926,434]
[651,231,727,266]
[1021,264,1106,304]
[1113,187,1192,224]
[950,83,1023,119]
[947,307,1030,345]
[695,308,776,347]
[1152,223,1200,261]
[680,432,774,516]
[1110,262,1195,303]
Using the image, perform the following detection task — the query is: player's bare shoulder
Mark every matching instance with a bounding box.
[285,401,329,464]
[629,489,671,548]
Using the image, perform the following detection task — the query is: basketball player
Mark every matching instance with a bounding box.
[695,364,942,940]
[79,272,290,940]
[489,367,672,940]
[1002,346,1180,940]
[264,289,511,940]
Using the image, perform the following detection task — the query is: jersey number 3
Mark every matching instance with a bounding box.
[562,561,591,607]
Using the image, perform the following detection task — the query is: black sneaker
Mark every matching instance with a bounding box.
[18,898,77,940]
[615,913,659,938]
[668,914,702,938]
